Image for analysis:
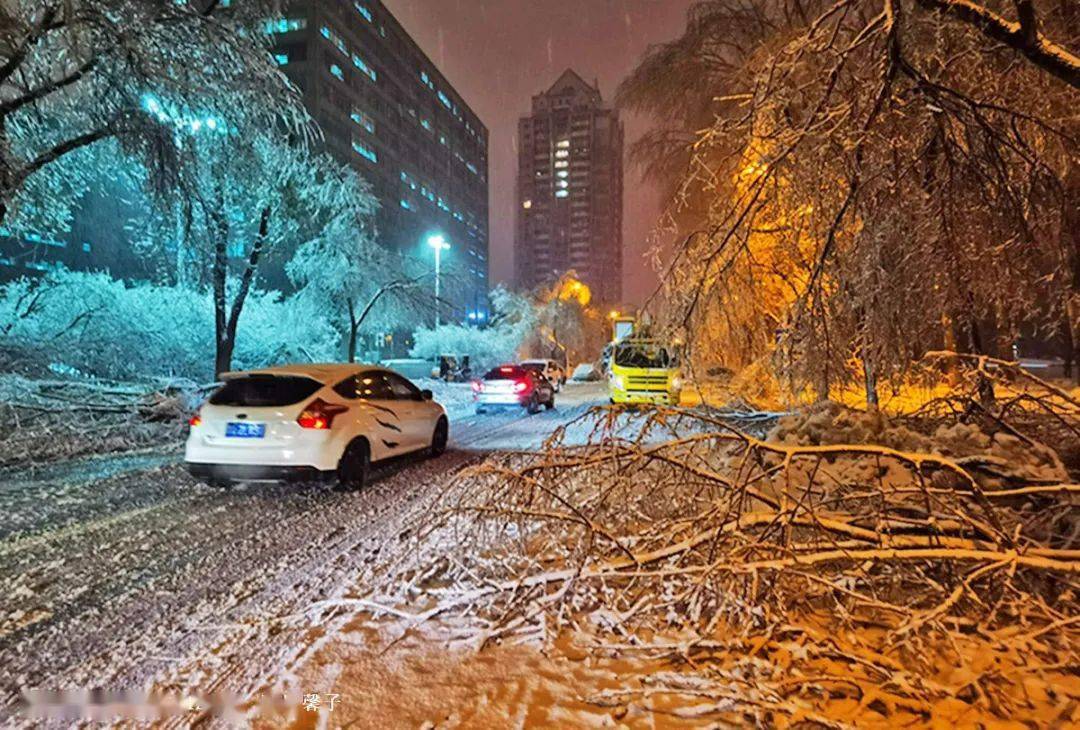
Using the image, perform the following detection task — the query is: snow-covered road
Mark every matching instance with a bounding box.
[0,383,608,715]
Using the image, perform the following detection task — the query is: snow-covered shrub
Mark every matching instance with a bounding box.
[410,323,527,371]
[0,270,338,381]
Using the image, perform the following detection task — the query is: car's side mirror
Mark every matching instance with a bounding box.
[420,389,433,401]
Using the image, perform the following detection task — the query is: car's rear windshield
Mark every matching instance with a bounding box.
[520,363,544,372]
[484,366,525,381]
[209,375,323,406]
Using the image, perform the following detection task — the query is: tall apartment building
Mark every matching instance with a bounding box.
[515,70,623,303]
[270,1,490,321]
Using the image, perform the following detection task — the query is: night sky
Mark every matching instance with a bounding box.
[382,0,694,304]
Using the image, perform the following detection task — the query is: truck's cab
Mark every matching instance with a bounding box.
[608,338,682,406]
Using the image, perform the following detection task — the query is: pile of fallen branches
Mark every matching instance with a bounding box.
[376,403,1078,724]
[910,352,1080,469]
[0,374,200,468]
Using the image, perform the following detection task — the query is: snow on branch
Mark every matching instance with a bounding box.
[913,0,1080,89]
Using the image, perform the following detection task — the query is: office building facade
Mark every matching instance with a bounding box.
[270,1,490,322]
[515,70,623,303]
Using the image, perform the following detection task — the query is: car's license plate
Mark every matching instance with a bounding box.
[226,422,265,438]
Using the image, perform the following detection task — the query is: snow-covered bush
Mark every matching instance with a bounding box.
[410,323,525,371]
[0,270,338,381]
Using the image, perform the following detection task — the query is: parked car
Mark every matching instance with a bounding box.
[519,358,566,391]
[571,363,602,382]
[472,364,555,414]
[185,364,448,491]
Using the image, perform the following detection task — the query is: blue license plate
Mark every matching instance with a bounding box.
[226,422,265,438]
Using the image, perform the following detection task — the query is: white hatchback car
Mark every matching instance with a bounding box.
[185,364,448,490]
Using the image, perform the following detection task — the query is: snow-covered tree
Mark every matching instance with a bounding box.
[0,0,300,236]
[412,286,537,370]
[285,160,436,362]
[0,268,339,380]
[621,0,1079,401]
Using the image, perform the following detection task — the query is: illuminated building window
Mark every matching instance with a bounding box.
[400,199,412,210]
[555,190,569,198]
[264,17,306,34]
[352,140,377,163]
[420,118,432,131]
[555,160,568,169]
[555,150,569,158]
[557,171,568,178]
[352,55,377,82]
[351,108,375,133]
[274,53,289,66]
[355,2,373,22]
[556,139,570,148]
[329,64,344,81]
[320,26,348,56]
[522,200,532,209]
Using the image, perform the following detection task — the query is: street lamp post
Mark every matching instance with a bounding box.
[427,234,450,327]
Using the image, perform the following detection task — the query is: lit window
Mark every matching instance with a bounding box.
[522,200,532,209]
[82,242,91,253]
[329,64,344,81]
[352,140,377,163]
[274,53,289,66]
[351,108,375,133]
[555,190,569,198]
[437,90,452,110]
[420,118,432,131]
[557,171,568,178]
[352,54,377,82]
[555,150,569,159]
[321,26,348,56]
[556,139,570,148]
[557,180,569,188]
[555,160,568,169]
[264,17,306,34]
[355,2,373,22]
[400,199,412,210]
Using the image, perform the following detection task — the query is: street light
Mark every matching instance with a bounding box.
[427,234,450,327]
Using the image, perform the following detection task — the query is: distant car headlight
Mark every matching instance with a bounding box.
[611,374,625,390]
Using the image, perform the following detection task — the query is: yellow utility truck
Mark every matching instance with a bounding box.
[608,338,682,406]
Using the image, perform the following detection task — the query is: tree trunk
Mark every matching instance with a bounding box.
[211,206,230,378]
[1064,163,1080,383]
[347,297,359,364]
[219,206,271,375]
[862,351,879,410]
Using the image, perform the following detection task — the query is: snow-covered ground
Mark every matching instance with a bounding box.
[0,381,610,724]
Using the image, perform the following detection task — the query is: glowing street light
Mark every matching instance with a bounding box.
[427,234,450,327]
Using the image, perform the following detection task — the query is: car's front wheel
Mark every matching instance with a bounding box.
[430,416,448,457]
[336,438,370,492]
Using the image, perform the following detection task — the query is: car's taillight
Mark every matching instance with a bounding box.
[513,380,529,393]
[297,398,349,430]
[189,410,202,427]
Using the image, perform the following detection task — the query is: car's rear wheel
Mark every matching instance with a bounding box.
[544,396,555,411]
[430,417,448,457]
[336,438,370,492]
